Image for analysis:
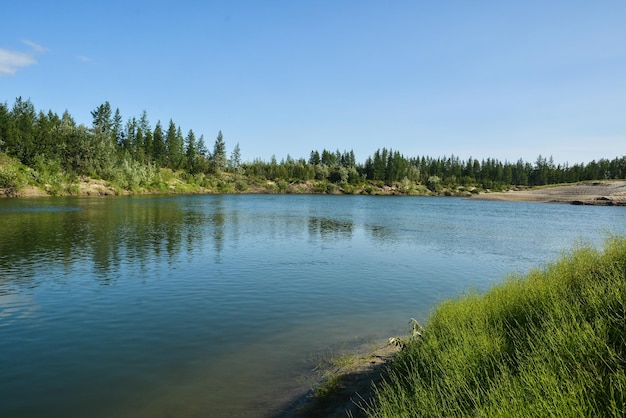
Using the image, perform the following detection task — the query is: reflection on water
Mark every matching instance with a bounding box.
[308,217,354,240]
[0,196,229,286]
[0,194,625,417]
[0,195,368,292]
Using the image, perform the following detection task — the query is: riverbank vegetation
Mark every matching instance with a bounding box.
[1,97,625,197]
[364,236,626,417]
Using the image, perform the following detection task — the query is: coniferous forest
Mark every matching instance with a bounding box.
[1,97,625,197]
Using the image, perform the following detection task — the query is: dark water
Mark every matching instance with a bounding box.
[1,195,624,417]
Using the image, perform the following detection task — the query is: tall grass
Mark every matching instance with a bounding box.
[367,236,626,417]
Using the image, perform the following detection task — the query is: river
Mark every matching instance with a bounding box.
[1,194,624,417]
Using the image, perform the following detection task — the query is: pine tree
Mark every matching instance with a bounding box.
[0,102,10,153]
[152,121,165,165]
[123,117,137,153]
[212,130,227,173]
[91,101,112,135]
[138,111,152,163]
[113,108,124,149]
[185,129,198,174]
[136,130,146,162]
[309,150,320,165]
[9,97,37,164]
[164,120,184,170]
[196,134,209,173]
[175,127,185,169]
[230,142,242,173]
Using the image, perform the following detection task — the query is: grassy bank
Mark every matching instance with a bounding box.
[366,236,626,417]
[0,152,477,198]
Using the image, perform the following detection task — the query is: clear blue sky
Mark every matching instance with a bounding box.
[2,1,625,165]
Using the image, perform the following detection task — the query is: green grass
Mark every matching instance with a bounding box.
[367,236,626,417]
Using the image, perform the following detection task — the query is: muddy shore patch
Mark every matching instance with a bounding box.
[274,343,400,418]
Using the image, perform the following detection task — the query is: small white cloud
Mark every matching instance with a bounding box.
[77,55,93,62]
[21,39,48,53]
[0,48,36,75]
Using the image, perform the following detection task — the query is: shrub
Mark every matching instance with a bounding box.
[0,153,28,196]
[426,175,441,192]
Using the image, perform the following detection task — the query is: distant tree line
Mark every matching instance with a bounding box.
[240,148,626,191]
[1,97,625,193]
[362,151,626,189]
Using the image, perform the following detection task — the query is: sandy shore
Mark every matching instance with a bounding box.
[6,178,626,206]
[470,181,626,206]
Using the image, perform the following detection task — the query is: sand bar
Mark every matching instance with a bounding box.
[470,181,626,206]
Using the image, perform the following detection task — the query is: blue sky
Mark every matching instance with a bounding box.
[2,1,625,165]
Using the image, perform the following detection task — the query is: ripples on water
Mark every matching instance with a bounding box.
[0,195,624,417]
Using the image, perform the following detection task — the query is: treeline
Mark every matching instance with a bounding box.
[241,149,626,193]
[362,151,626,189]
[1,97,625,195]
[0,98,237,179]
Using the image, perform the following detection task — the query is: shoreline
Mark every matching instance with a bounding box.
[470,181,626,206]
[275,341,401,418]
[4,179,626,205]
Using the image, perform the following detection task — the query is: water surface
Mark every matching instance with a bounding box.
[1,195,624,417]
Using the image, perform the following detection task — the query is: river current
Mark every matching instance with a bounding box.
[1,194,624,417]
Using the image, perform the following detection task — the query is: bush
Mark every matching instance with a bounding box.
[398,177,414,194]
[0,153,28,196]
[106,158,158,191]
[314,181,331,193]
[235,179,248,192]
[315,164,330,180]
[426,175,441,192]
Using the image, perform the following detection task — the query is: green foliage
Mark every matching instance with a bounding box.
[426,175,441,192]
[0,152,28,196]
[184,129,200,174]
[1,97,625,197]
[314,164,329,181]
[367,237,626,418]
[212,130,227,173]
[165,120,185,170]
[229,142,242,174]
[313,180,332,194]
[216,176,237,193]
[234,178,248,192]
[91,101,113,134]
[339,183,358,195]
[397,177,413,194]
[30,155,81,196]
[106,157,158,191]
[152,121,166,165]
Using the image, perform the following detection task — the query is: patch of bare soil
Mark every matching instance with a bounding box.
[8,185,48,198]
[78,178,126,196]
[471,181,626,206]
[276,344,401,418]
[1,178,129,198]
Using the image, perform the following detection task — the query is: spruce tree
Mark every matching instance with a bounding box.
[113,108,124,149]
[139,111,152,163]
[212,130,227,173]
[90,101,112,135]
[152,121,165,165]
[185,129,197,173]
[230,142,242,173]
[124,117,137,154]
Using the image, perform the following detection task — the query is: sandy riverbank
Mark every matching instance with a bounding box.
[471,181,626,206]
